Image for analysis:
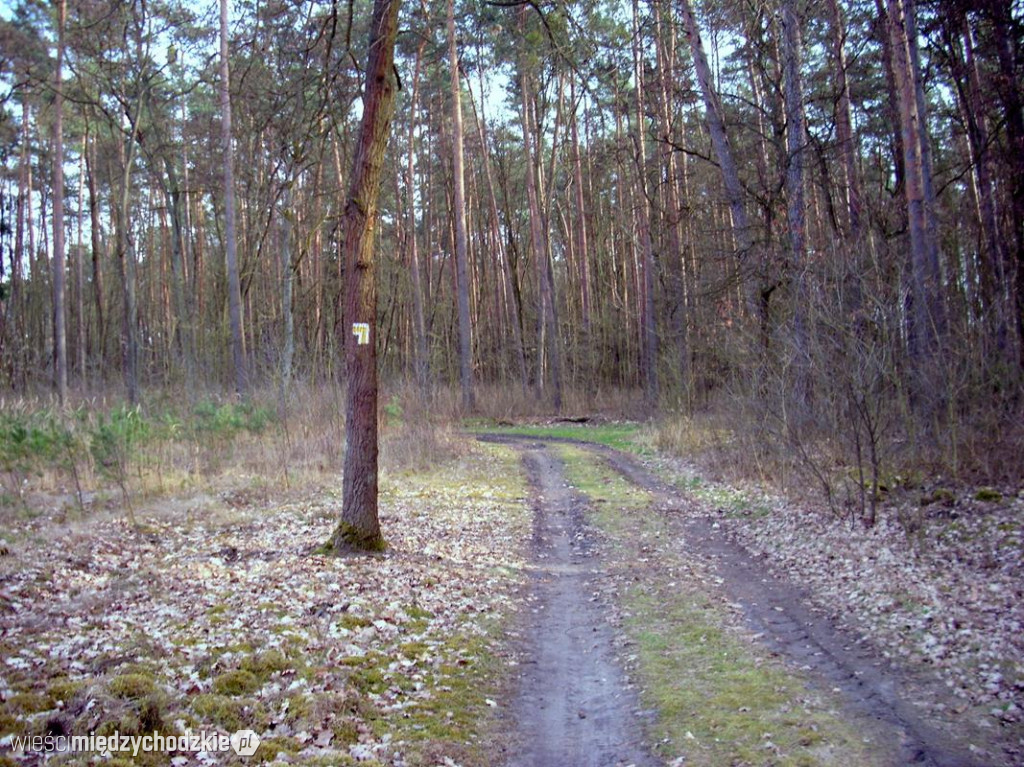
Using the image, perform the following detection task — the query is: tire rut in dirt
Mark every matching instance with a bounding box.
[505,446,655,767]
[589,442,987,767]
[477,433,989,767]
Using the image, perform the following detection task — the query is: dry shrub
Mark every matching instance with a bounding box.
[424,382,649,421]
[379,386,465,473]
[652,277,1024,525]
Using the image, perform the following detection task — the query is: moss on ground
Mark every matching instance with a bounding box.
[387,631,506,767]
[211,668,260,696]
[107,673,158,700]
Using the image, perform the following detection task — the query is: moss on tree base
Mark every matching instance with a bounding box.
[322,522,387,555]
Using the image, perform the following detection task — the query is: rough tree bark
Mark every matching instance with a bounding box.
[328,0,402,553]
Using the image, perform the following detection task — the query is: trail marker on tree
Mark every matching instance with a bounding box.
[352,323,370,346]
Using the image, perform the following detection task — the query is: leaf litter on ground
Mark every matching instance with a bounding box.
[0,442,531,766]
[642,451,1024,762]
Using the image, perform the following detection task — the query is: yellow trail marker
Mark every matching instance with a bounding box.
[352,322,370,345]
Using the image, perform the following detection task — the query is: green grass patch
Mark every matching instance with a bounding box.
[4,692,50,715]
[556,445,651,537]
[468,422,646,454]
[107,672,158,700]
[625,584,882,765]
[240,648,295,679]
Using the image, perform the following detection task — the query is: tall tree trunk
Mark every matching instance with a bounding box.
[944,13,1004,343]
[981,0,1024,366]
[655,0,689,396]
[827,0,862,239]
[330,0,401,553]
[117,135,140,405]
[13,100,29,390]
[632,0,658,410]
[886,0,946,363]
[220,0,247,396]
[279,182,295,396]
[52,0,68,403]
[904,3,941,276]
[537,73,565,410]
[406,41,430,397]
[781,0,810,401]
[448,0,474,411]
[75,136,86,377]
[85,127,106,373]
[874,0,906,202]
[520,62,557,406]
[469,59,529,395]
[569,78,593,393]
[163,155,196,392]
[679,0,757,317]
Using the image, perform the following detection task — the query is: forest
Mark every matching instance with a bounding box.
[0,0,1021,478]
[0,0,1022,765]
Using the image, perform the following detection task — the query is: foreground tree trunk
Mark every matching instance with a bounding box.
[329,0,402,553]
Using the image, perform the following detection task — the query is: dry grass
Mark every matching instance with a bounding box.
[0,381,466,532]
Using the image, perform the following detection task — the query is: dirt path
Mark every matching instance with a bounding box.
[482,433,986,767]
[505,446,655,767]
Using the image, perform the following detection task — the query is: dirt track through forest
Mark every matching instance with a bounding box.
[504,446,655,767]
[483,433,985,767]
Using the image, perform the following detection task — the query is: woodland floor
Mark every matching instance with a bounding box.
[0,425,1021,766]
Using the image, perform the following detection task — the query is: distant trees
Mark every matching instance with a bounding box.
[0,0,1022,477]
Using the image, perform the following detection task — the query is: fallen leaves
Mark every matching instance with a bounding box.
[649,450,1024,744]
[0,444,531,765]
